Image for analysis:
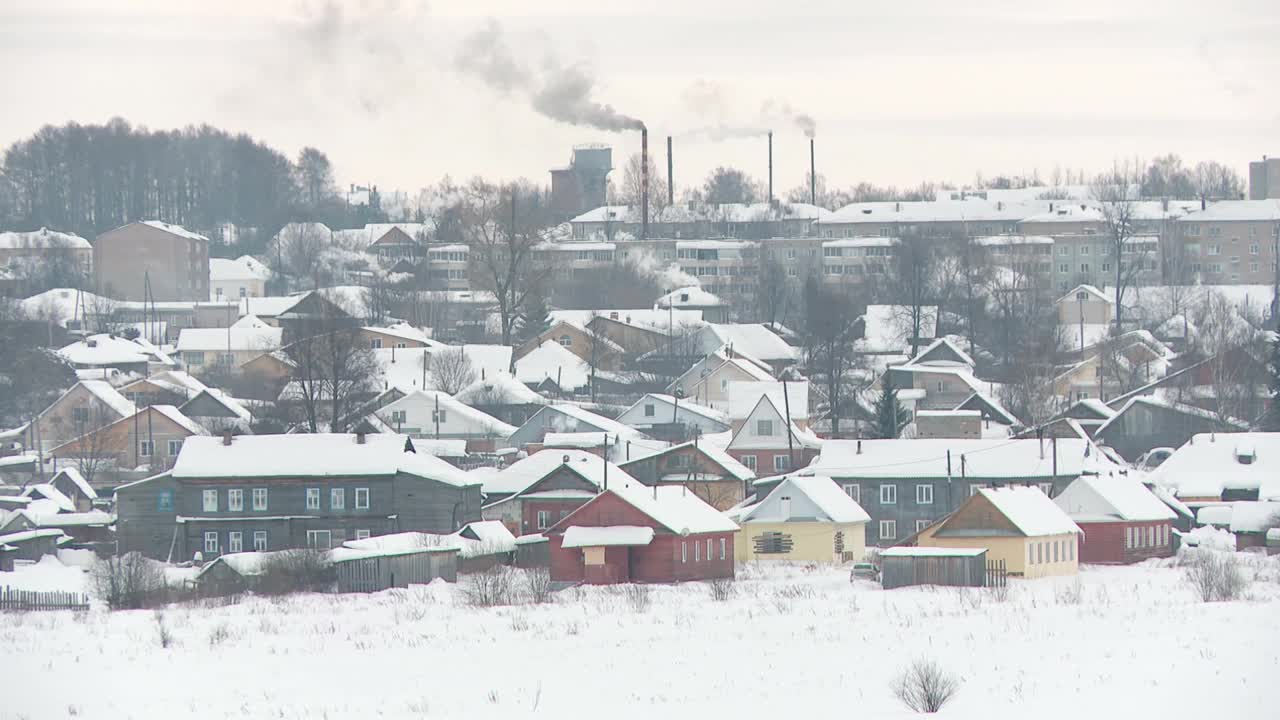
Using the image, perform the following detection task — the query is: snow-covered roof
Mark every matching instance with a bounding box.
[171,433,475,486]
[1220,502,1280,533]
[857,305,939,353]
[196,551,276,579]
[454,372,546,406]
[460,520,517,549]
[571,201,831,224]
[140,220,209,242]
[237,295,306,318]
[0,227,90,250]
[1020,205,1105,224]
[881,546,986,558]
[699,324,796,362]
[1179,199,1280,222]
[332,525,512,562]
[1096,397,1246,440]
[551,308,704,333]
[476,449,620,497]
[149,405,208,436]
[0,528,67,545]
[973,234,1054,246]
[409,438,468,457]
[727,381,809,421]
[128,370,209,398]
[809,438,1115,480]
[624,394,727,426]
[77,380,137,418]
[978,486,1081,536]
[231,314,270,329]
[21,483,77,513]
[12,509,114,528]
[540,404,640,440]
[826,198,1042,225]
[1057,284,1112,305]
[655,286,724,309]
[628,440,756,482]
[378,390,517,437]
[591,480,739,535]
[176,327,283,353]
[363,323,438,346]
[186,388,253,423]
[58,335,164,367]
[1149,433,1280,500]
[210,256,271,282]
[742,475,870,524]
[1053,476,1177,523]
[903,337,976,369]
[515,340,591,390]
[561,525,655,548]
[50,467,96,500]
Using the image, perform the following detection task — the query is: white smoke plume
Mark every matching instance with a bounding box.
[456,20,644,132]
[679,80,817,139]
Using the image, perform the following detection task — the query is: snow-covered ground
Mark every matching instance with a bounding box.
[3,557,1278,719]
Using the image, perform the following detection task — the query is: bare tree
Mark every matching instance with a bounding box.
[1091,166,1146,330]
[268,223,331,291]
[890,234,936,358]
[428,346,477,394]
[803,276,861,438]
[67,403,116,485]
[999,364,1060,428]
[465,178,555,347]
[1192,161,1245,205]
[756,249,792,329]
[287,309,379,433]
[620,152,670,217]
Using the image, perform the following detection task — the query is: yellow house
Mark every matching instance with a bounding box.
[732,475,869,563]
[917,486,1080,578]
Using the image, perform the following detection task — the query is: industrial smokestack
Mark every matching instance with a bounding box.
[768,131,774,204]
[641,127,649,239]
[667,135,674,206]
[809,138,816,206]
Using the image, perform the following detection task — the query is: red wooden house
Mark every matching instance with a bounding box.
[479,451,612,536]
[1053,475,1176,564]
[545,480,739,585]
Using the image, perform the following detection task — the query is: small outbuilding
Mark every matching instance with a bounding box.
[879,547,989,590]
[331,535,459,592]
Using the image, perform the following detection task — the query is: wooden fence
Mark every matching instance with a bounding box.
[0,587,90,611]
[985,559,1008,589]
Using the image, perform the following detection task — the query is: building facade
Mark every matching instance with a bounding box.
[95,221,210,301]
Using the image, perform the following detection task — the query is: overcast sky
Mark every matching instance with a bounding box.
[3,0,1277,197]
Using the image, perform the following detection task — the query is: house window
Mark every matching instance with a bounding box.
[1080,263,1089,273]
[306,488,321,510]
[432,409,447,424]
[880,485,897,504]
[915,519,930,532]
[252,488,268,511]
[252,531,267,551]
[1037,482,1053,497]
[202,489,218,512]
[228,489,244,512]
[1053,541,1059,563]
[644,403,655,417]
[390,410,407,424]
[355,529,371,540]
[370,338,383,349]
[695,542,701,561]
[773,455,791,472]
[306,530,332,550]
[1037,543,1044,564]
[229,531,243,553]
[184,351,205,366]
[719,538,726,560]
[756,419,774,436]
[1069,539,1075,561]
[558,335,572,347]
[681,541,688,563]
[1028,544,1035,565]
[355,488,370,509]
[157,490,173,512]
[842,484,859,502]
[139,440,154,457]
[741,455,757,470]
[204,532,218,554]
[916,484,933,504]
[330,488,345,510]
[537,510,550,530]
[72,406,90,423]
[879,520,896,540]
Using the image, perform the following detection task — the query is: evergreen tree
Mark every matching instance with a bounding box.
[875,374,904,439]
[1265,335,1280,431]
[517,293,551,344]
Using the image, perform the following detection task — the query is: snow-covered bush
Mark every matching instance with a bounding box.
[1056,578,1085,605]
[621,583,651,612]
[708,577,735,602]
[893,658,960,714]
[522,568,553,605]
[1185,550,1249,602]
[153,610,175,648]
[257,550,333,595]
[462,566,516,608]
[90,552,167,610]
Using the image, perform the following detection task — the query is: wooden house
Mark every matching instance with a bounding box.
[614,394,731,440]
[180,389,253,434]
[725,383,820,475]
[47,404,207,475]
[0,528,66,562]
[1053,475,1176,564]
[731,475,869,563]
[195,551,274,595]
[372,390,516,451]
[1146,432,1280,507]
[619,440,755,511]
[666,348,775,412]
[453,373,548,428]
[45,468,98,511]
[479,450,613,536]
[24,380,136,455]
[915,486,1081,579]
[544,480,739,585]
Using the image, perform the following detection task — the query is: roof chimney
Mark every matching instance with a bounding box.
[222,431,233,446]
[857,439,862,455]
[356,431,367,445]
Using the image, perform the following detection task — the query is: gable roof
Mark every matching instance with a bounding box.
[170,433,475,486]
[177,327,284,353]
[1053,475,1177,522]
[976,486,1081,536]
[727,381,809,421]
[475,449,627,497]
[624,440,757,482]
[621,394,728,426]
[58,334,168,368]
[1094,396,1247,439]
[377,390,517,437]
[810,437,1116,480]
[181,388,253,422]
[1148,432,1280,500]
[515,340,591,390]
[742,475,870,524]
[727,394,822,451]
[454,372,547,406]
[698,323,796,363]
[77,380,137,418]
[556,480,739,535]
[1058,284,1112,305]
[955,392,1019,427]
[50,467,97,500]
[904,337,975,368]
[210,256,271,282]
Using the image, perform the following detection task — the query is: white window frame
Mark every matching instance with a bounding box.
[719,538,726,560]
[537,510,550,530]
[880,484,897,504]
[306,530,332,550]
[681,541,688,563]
[741,455,756,471]
[355,487,370,509]
[773,455,791,472]
[252,530,267,552]
[228,489,244,512]
[916,519,931,532]
[695,541,701,562]
[139,440,154,457]
[203,532,218,554]
[842,483,859,503]
[355,529,371,540]
[167,439,182,456]
[202,489,218,512]
[228,531,243,553]
[252,488,268,511]
[916,484,933,504]
[878,520,897,540]
[306,488,321,510]
[756,419,774,436]
[330,487,345,510]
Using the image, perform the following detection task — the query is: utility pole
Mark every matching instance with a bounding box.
[782,379,795,470]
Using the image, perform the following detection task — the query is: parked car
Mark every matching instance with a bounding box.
[849,562,879,582]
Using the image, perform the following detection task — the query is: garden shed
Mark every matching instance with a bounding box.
[879,547,988,590]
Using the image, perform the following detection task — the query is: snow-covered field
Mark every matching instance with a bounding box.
[3,556,1279,719]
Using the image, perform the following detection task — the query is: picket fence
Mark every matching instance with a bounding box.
[0,586,90,611]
